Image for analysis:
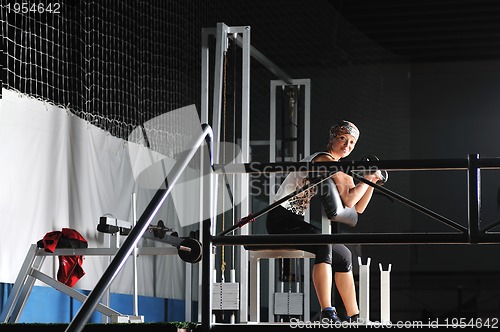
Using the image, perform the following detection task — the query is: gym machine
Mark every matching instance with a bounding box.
[0,214,203,324]
[200,22,312,325]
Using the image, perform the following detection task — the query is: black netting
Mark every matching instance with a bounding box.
[1,0,407,147]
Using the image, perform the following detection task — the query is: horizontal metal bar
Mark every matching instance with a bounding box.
[215,233,500,245]
[478,232,500,244]
[212,233,479,246]
[214,157,500,174]
[214,159,469,174]
[477,157,500,169]
[38,247,179,257]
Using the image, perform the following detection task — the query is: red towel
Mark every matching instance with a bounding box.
[40,228,88,287]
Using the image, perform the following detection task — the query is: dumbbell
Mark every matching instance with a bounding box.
[358,155,388,185]
[97,218,202,263]
[147,220,177,239]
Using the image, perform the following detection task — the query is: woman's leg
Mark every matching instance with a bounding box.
[312,262,332,310]
[330,244,359,317]
[334,271,359,316]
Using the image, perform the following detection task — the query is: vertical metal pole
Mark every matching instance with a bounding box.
[269,258,276,322]
[379,263,391,323]
[132,193,139,317]
[290,86,298,160]
[248,253,260,322]
[199,26,210,324]
[270,81,278,200]
[301,79,311,322]
[358,257,371,324]
[202,23,227,326]
[303,79,311,158]
[269,81,278,322]
[303,257,310,322]
[201,142,215,331]
[237,25,251,323]
[201,28,213,124]
[185,259,192,322]
[467,153,480,244]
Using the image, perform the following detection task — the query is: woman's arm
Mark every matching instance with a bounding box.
[313,154,379,213]
[332,172,378,213]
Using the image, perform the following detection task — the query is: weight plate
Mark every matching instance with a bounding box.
[178,238,202,263]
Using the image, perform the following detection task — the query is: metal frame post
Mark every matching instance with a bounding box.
[201,27,213,125]
[379,263,392,324]
[358,257,371,324]
[131,193,139,317]
[237,25,251,323]
[467,153,481,244]
[201,23,251,324]
[202,22,298,324]
[200,138,216,331]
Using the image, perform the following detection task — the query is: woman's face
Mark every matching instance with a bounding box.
[329,133,357,159]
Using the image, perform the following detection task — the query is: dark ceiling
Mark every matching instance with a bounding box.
[328,0,500,63]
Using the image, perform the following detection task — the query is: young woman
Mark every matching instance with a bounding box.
[266,120,382,322]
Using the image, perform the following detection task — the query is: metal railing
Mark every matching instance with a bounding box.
[200,153,500,330]
[211,153,500,246]
[61,144,500,331]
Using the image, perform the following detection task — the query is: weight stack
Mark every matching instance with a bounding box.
[274,292,303,315]
[212,282,240,310]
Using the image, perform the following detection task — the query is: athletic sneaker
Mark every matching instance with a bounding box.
[319,307,341,323]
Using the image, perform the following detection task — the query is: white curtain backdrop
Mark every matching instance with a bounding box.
[0,89,192,300]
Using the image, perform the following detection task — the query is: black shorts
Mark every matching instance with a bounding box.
[266,206,352,272]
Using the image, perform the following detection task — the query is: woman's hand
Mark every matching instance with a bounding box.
[363,171,381,183]
[365,170,388,185]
